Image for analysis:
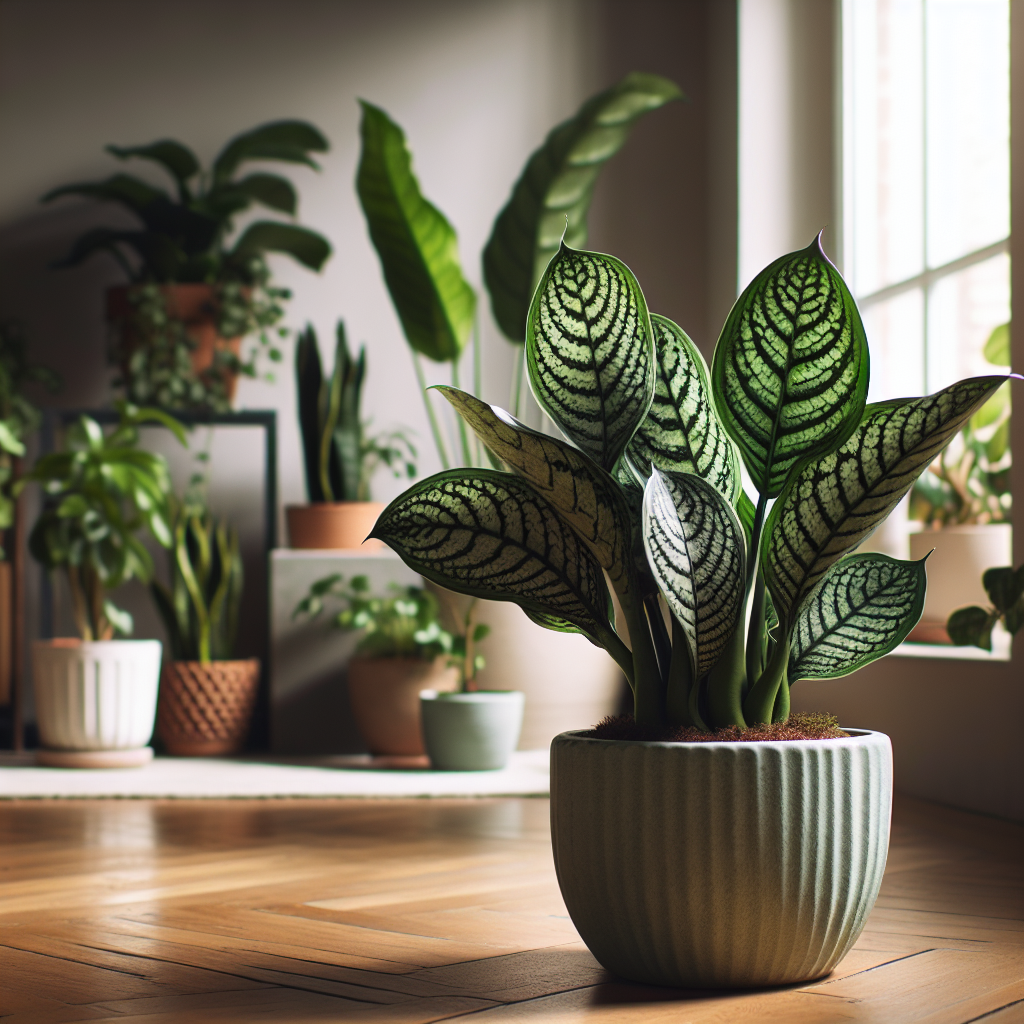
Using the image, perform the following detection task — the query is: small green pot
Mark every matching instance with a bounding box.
[419,690,525,770]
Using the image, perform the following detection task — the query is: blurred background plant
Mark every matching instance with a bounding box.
[910,322,1012,526]
[946,563,1023,650]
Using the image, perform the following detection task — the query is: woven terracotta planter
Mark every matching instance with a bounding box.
[157,659,260,756]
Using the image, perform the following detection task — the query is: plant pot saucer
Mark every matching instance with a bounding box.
[35,746,154,769]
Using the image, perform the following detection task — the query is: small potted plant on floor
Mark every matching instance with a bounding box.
[151,499,258,755]
[370,234,1017,987]
[287,322,415,549]
[18,403,185,767]
[43,120,332,411]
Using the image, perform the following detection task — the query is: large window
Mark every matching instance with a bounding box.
[842,0,1011,403]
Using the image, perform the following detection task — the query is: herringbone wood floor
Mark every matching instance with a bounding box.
[0,795,1020,1023]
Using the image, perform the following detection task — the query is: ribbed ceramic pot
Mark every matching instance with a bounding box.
[33,639,162,751]
[550,729,892,989]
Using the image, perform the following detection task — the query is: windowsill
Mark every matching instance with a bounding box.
[891,629,1012,662]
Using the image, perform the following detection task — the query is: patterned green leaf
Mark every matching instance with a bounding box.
[356,102,475,362]
[764,375,1008,627]
[369,469,628,665]
[527,242,654,471]
[946,605,997,650]
[788,554,926,682]
[483,72,683,343]
[436,386,633,598]
[628,313,740,500]
[522,608,582,635]
[642,470,746,677]
[712,234,869,497]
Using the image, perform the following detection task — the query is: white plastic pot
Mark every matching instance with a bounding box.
[550,728,892,989]
[419,690,525,770]
[33,639,162,752]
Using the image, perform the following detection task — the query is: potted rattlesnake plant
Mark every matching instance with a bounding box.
[370,235,1018,987]
[151,500,257,755]
[18,403,185,767]
[287,322,415,549]
[43,120,332,411]
[908,321,1013,639]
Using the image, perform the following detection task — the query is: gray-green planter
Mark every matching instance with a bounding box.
[420,690,525,770]
[550,728,892,989]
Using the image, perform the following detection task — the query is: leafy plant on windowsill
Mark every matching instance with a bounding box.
[0,320,60,554]
[910,322,1012,526]
[294,574,489,690]
[355,73,683,470]
[946,563,1023,651]
[295,322,416,503]
[368,236,1017,733]
[17,403,186,641]
[43,120,333,410]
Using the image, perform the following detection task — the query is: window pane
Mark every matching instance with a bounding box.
[925,0,1010,268]
[847,0,924,296]
[925,253,1010,394]
[862,289,926,403]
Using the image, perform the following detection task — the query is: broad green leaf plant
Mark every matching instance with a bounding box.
[18,404,186,642]
[370,236,1017,732]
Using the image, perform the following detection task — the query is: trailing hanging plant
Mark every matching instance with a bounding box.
[295,322,416,502]
[18,403,186,641]
[369,236,1018,732]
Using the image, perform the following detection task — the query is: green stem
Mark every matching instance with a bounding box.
[643,591,671,685]
[666,616,694,726]
[413,355,450,470]
[743,635,790,724]
[772,678,790,723]
[706,614,747,729]
[745,490,769,595]
[450,360,473,468]
[622,589,664,728]
[745,569,766,687]
[511,346,526,419]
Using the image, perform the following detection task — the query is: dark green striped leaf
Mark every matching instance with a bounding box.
[436,386,633,598]
[628,313,740,500]
[764,375,1008,627]
[788,554,926,682]
[527,242,654,472]
[523,608,582,634]
[369,469,627,663]
[356,102,476,362]
[483,72,683,343]
[642,470,746,677]
[712,234,869,497]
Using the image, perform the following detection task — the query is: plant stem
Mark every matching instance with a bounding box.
[706,613,747,728]
[462,599,478,692]
[745,568,767,686]
[511,346,526,419]
[622,588,663,727]
[413,355,450,470]
[67,565,91,641]
[745,490,769,595]
[666,616,694,726]
[450,360,473,467]
[643,591,671,686]
[742,635,790,724]
[771,678,790,723]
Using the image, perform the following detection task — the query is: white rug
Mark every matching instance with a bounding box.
[0,749,550,799]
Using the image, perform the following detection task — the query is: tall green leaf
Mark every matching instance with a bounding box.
[764,375,1009,627]
[231,221,331,271]
[712,234,869,497]
[628,313,740,500]
[107,141,200,193]
[527,242,654,471]
[42,175,169,216]
[212,120,329,182]
[436,386,633,598]
[483,72,683,342]
[788,554,927,682]
[356,101,476,363]
[642,470,745,677]
[370,469,630,672]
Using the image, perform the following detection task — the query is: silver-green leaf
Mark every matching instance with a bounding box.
[370,469,629,669]
[628,313,740,501]
[764,375,1009,627]
[712,234,869,497]
[788,554,927,682]
[527,242,655,472]
[436,386,633,599]
[643,470,746,678]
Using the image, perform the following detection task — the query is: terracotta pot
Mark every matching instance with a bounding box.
[347,656,458,756]
[551,728,892,988]
[156,659,261,756]
[286,502,385,551]
[107,284,244,404]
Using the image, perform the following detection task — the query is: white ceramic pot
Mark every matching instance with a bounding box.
[550,728,892,989]
[33,639,162,751]
[419,690,525,770]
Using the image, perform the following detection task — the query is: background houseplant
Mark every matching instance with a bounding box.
[288,321,415,549]
[151,498,258,755]
[18,403,185,766]
[946,562,1023,651]
[43,120,333,411]
[369,235,1015,985]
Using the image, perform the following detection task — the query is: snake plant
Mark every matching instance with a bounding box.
[370,237,1018,731]
[151,502,243,663]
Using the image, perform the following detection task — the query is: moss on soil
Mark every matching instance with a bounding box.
[590,711,848,743]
